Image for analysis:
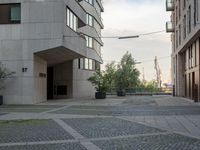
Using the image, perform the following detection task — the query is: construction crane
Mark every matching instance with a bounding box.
[154,56,162,88]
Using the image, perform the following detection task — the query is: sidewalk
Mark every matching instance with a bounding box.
[0,96,200,150]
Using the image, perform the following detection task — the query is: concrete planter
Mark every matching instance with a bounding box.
[95,92,106,99]
[0,95,3,105]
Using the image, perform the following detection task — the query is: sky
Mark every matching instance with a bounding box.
[101,0,172,83]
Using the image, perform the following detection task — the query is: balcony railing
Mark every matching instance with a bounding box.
[166,0,174,11]
[166,21,175,32]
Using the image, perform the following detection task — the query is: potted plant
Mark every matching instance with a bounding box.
[88,70,108,99]
[0,62,15,105]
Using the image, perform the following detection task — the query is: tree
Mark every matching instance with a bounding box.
[115,52,140,91]
[0,62,15,90]
[139,80,159,92]
[104,61,116,91]
[145,80,159,92]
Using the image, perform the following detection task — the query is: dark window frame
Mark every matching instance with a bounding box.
[0,3,21,24]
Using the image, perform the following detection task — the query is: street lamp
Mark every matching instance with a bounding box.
[118,35,140,39]
[135,62,142,64]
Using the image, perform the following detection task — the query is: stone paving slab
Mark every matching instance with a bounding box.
[92,133,200,150]
[121,115,200,139]
[0,113,7,116]
[52,109,113,116]
[123,96,157,106]
[0,142,87,150]
[52,105,200,116]
[0,105,63,113]
[63,118,165,138]
[0,119,74,143]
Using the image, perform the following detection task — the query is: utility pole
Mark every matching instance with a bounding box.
[154,56,162,88]
[142,67,145,83]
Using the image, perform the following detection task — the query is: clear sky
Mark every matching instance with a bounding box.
[102,0,172,83]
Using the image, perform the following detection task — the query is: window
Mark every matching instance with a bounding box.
[78,58,84,69]
[86,14,93,26]
[183,15,186,39]
[85,0,94,5]
[194,0,198,26]
[179,25,181,45]
[0,3,21,24]
[188,5,191,33]
[194,41,197,66]
[66,7,77,31]
[183,0,186,9]
[11,5,20,21]
[178,0,181,20]
[85,35,93,48]
[176,30,178,48]
[175,6,178,25]
[78,58,96,71]
[84,58,89,70]
[89,59,93,70]
[188,45,193,69]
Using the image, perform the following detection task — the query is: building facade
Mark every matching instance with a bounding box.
[166,0,200,101]
[0,0,104,104]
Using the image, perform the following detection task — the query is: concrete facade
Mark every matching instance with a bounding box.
[166,0,200,102]
[0,0,104,104]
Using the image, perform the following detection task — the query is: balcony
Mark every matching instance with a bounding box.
[166,21,175,32]
[166,0,174,11]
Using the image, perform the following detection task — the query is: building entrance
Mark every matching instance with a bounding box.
[47,67,54,99]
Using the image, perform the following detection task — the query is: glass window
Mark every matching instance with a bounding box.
[67,9,70,26]
[85,0,94,5]
[89,59,93,70]
[86,14,93,26]
[89,37,93,48]
[78,58,97,71]
[66,8,77,31]
[11,5,21,21]
[0,3,21,24]
[84,58,89,70]
[85,35,93,48]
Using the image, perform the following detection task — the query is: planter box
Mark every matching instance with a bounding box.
[0,95,3,105]
[117,91,126,96]
[95,92,106,99]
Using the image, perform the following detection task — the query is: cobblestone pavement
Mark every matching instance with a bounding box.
[0,96,200,150]
[0,142,87,150]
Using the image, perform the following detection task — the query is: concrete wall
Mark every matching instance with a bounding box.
[72,59,95,98]
[33,55,47,104]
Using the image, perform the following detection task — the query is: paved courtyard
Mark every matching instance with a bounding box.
[1,96,200,149]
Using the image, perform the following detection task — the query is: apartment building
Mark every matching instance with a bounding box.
[166,0,200,102]
[0,0,104,104]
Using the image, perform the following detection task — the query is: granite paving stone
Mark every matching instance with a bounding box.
[0,105,63,113]
[52,105,200,116]
[92,133,200,150]
[63,118,165,138]
[0,119,74,143]
[0,143,87,150]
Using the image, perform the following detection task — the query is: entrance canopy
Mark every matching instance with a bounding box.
[35,46,83,65]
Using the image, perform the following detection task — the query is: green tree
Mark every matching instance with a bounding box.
[145,80,159,92]
[115,52,140,91]
[104,61,116,91]
[139,80,159,92]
